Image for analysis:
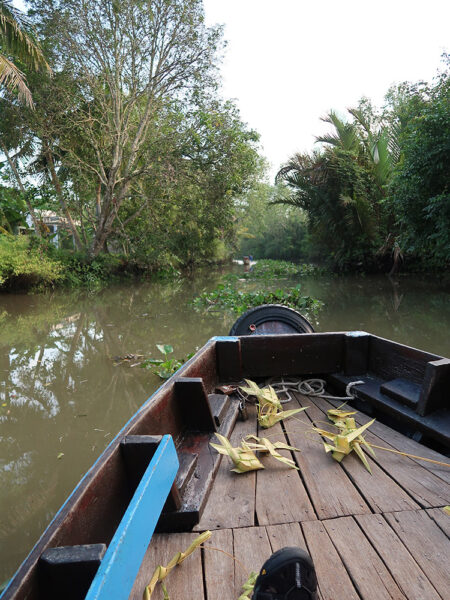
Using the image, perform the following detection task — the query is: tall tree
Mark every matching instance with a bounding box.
[29,0,223,256]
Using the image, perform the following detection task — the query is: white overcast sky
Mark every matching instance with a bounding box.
[203,0,449,178]
[15,0,449,179]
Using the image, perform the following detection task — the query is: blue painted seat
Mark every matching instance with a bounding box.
[85,435,179,600]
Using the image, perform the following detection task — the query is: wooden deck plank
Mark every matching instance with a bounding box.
[355,513,441,600]
[195,406,258,531]
[265,523,324,600]
[301,396,421,514]
[317,396,450,484]
[255,421,315,525]
[232,526,272,599]
[352,404,450,485]
[129,532,204,600]
[302,520,359,600]
[384,510,450,598]
[265,522,307,552]
[426,507,450,537]
[323,516,406,599]
[284,396,370,519]
[311,396,450,508]
[203,528,235,600]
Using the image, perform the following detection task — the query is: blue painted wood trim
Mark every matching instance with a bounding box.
[85,435,178,600]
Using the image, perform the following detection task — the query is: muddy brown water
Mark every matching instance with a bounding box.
[1,268,449,585]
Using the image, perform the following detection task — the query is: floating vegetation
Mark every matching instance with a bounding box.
[140,345,194,379]
[243,259,327,279]
[192,283,323,316]
[240,380,307,429]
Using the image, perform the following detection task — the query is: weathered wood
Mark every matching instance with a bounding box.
[174,452,198,497]
[380,377,420,408]
[120,435,181,511]
[326,372,450,448]
[128,532,205,600]
[39,544,106,600]
[240,333,344,377]
[384,510,450,599]
[323,516,405,599]
[284,396,370,519]
[208,393,231,428]
[255,421,315,525]
[305,396,421,513]
[425,507,450,537]
[265,524,324,600]
[355,513,440,600]
[344,331,370,375]
[87,435,178,600]
[418,357,450,415]
[314,396,450,501]
[368,336,439,384]
[194,405,258,531]
[174,377,216,432]
[232,526,272,599]
[215,338,242,383]
[302,520,359,600]
[265,522,307,552]
[203,529,235,600]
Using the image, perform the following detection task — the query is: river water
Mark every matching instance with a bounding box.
[1,268,449,584]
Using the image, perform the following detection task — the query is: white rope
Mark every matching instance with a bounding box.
[266,377,365,404]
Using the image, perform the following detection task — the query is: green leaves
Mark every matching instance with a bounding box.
[141,344,191,379]
[156,344,173,356]
[192,282,323,316]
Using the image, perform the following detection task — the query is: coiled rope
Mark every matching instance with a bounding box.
[266,377,365,404]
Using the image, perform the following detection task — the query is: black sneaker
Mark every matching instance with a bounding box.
[252,547,318,600]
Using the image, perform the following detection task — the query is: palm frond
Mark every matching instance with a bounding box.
[0,54,32,106]
[317,111,360,152]
[0,0,50,72]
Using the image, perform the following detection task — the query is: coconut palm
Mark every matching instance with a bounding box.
[0,0,50,106]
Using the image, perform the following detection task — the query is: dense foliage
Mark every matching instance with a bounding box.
[241,259,325,279]
[0,234,63,288]
[389,73,450,264]
[192,282,323,316]
[275,59,450,271]
[235,183,311,261]
[0,1,448,285]
[0,0,262,282]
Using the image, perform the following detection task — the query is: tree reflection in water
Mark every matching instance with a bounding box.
[1,270,449,584]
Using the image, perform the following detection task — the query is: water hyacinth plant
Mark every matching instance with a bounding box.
[141,344,194,379]
[192,283,323,316]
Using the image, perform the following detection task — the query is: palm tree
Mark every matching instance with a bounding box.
[0,0,50,107]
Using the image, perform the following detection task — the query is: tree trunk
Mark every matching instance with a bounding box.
[89,181,130,257]
[43,143,84,252]
[1,142,41,237]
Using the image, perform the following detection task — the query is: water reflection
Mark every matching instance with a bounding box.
[0,269,449,583]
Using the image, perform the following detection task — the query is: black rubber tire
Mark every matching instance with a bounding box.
[229,304,315,336]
